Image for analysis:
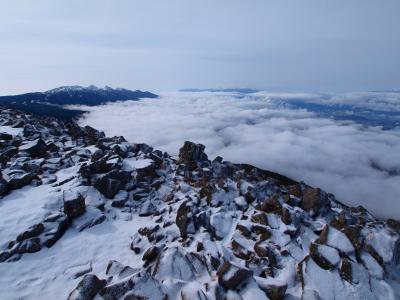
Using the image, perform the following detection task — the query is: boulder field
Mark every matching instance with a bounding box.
[0,107,399,300]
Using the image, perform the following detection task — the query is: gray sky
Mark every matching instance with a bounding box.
[1,0,399,94]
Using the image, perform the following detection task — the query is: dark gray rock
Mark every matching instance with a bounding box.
[105,260,137,279]
[0,178,8,196]
[136,162,157,183]
[94,170,130,199]
[254,241,276,266]
[99,277,133,300]
[0,250,11,263]
[177,141,209,171]
[258,282,287,300]
[14,237,42,254]
[68,274,107,300]
[110,191,129,208]
[83,125,105,144]
[340,258,353,283]
[6,172,37,190]
[111,198,128,208]
[176,200,190,238]
[217,261,252,290]
[123,271,165,300]
[16,223,44,243]
[63,189,86,218]
[132,143,153,154]
[89,156,121,174]
[43,213,71,247]
[76,210,106,232]
[19,138,48,157]
[301,188,329,214]
[66,122,86,140]
[21,162,42,173]
[153,247,195,281]
[142,246,160,262]
[139,201,158,217]
[0,146,18,164]
[309,243,338,270]
[260,195,282,214]
[0,132,13,140]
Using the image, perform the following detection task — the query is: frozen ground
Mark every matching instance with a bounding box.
[0,214,149,299]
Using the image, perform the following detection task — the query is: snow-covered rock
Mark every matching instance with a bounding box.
[0,107,398,300]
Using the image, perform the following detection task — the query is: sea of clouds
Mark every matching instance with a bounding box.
[74,92,400,219]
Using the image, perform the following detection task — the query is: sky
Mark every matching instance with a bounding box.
[1,0,400,94]
[75,91,400,219]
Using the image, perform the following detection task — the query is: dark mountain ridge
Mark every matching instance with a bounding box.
[0,85,158,120]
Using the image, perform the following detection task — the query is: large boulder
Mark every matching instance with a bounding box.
[255,277,287,300]
[217,261,252,290]
[68,274,106,300]
[254,241,276,266]
[177,141,209,171]
[301,188,329,214]
[153,247,195,281]
[63,189,86,218]
[309,243,340,270]
[94,170,130,199]
[83,125,105,144]
[5,171,38,191]
[135,161,157,182]
[98,277,133,300]
[19,138,48,157]
[210,210,233,240]
[89,158,121,174]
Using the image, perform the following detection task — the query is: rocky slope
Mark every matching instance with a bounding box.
[0,107,399,300]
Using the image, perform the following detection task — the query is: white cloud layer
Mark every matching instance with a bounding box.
[76,92,400,219]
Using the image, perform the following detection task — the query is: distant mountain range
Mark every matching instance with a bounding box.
[0,86,158,120]
[180,88,260,94]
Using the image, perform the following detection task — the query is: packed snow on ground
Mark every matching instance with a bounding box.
[0,165,151,299]
[0,126,23,136]
[122,158,153,172]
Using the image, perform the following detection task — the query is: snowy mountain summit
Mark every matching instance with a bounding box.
[0,107,399,300]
